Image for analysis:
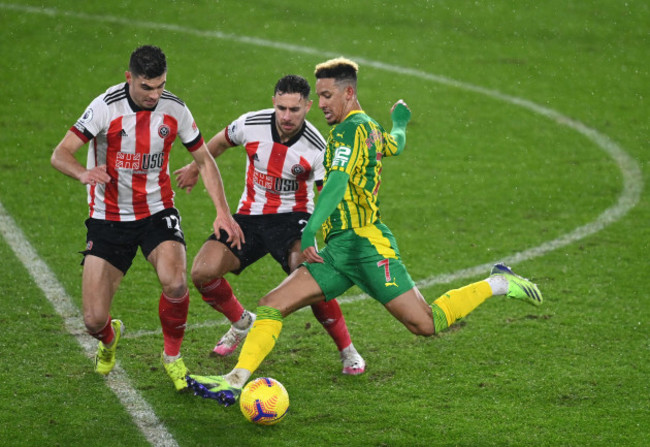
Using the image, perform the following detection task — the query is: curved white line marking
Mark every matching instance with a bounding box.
[0,3,643,445]
[2,4,642,287]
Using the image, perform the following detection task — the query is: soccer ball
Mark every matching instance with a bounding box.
[239,377,290,425]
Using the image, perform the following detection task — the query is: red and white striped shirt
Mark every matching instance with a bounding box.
[70,82,203,221]
[225,109,325,215]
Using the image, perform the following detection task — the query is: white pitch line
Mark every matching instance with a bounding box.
[1,3,640,288]
[0,202,180,447]
[0,2,644,446]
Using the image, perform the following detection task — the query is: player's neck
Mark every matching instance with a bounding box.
[345,100,362,117]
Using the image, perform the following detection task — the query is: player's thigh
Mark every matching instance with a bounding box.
[141,209,188,294]
[260,266,326,317]
[286,239,306,272]
[81,254,124,328]
[191,239,240,283]
[384,287,435,336]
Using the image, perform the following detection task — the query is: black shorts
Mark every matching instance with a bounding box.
[82,208,186,275]
[209,212,310,275]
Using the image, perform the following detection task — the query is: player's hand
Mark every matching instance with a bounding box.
[213,214,245,250]
[302,246,323,264]
[391,99,411,125]
[80,164,111,186]
[173,163,200,193]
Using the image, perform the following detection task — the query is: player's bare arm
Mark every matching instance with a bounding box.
[174,129,232,192]
[191,143,245,249]
[51,130,111,185]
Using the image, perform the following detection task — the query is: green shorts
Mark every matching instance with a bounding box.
[304,223,415,305]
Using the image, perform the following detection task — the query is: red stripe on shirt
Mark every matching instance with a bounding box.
[132,111,151,219]
[239,142,260,215]
[160,114,178,209]
[262,143,288,214]
[292,156,311,213]
[104,117,123,220]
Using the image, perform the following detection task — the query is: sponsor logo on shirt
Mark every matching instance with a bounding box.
[115,152,165,173]
[365,129,384,149]
[253,170,299,193]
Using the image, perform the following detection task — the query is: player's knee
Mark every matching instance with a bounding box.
[258,294,274,308]
[258,294,289,316]
[161,280,188,299]
[190,262,210,287]
[407,320,435,337]
[83,312,108,335]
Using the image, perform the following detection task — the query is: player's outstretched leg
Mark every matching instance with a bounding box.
[490,263,543,306]
[213,311,256,356]
[95,319,124,375]
[187,375,242,407]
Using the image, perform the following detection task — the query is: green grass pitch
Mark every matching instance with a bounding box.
[0,1,648,446]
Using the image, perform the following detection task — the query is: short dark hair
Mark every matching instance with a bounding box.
[274,75,311,99]
[314,57,358,84]
[129,45,167,79]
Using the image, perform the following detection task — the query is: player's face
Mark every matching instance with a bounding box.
[125,71,167,110]
[272,92,312,141]
[316,78,350,125]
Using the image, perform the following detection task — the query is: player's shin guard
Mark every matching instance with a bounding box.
[234,306,283,375]
[159,290,189,357]
[198,278,245,323]
[311,299,352,351]
[431,280,493,333]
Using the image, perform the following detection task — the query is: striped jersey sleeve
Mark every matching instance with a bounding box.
[321,111,391,239]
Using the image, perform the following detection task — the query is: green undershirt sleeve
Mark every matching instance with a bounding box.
[390,102,412,155]
[301,170,350,251]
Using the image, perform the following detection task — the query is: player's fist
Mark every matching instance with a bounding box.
[391,99,411,126]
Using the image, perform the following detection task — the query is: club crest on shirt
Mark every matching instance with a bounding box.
[291,164,305,176]
[158,124,171,139]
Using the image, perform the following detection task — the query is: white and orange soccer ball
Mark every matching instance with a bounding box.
[239,377,290,425]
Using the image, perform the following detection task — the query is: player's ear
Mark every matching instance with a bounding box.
[345,85,355,100]
[305,99,313,113]
[125,71,132,84]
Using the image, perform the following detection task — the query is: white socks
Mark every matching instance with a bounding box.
[485,275,509,296]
